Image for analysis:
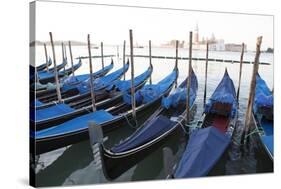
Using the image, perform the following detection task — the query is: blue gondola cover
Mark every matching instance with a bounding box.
[106,67,152,92]
[162,69,198,109]
[204,70,237,117]
[35,104,75,121]
[111,115,175,153]
[36,110,117,139]
[76,63,129,94]
[61,62,113,92]
[254,73,273,114]
[174,126,230,178]
[123,70,177,105]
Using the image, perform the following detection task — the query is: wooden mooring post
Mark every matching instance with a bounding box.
[101,42,104,69]
[87,34,97,112]
[43,43,49,72]
[49,32,62,103]
[243,37,262,144]
[175,40,179,88]
[237,43,245,104]
[186,31,193,124]
[68,41,75,76]
[203,42,209,107]
[123,40,126,80]
[129,29,136,121]
[149,40,152,85]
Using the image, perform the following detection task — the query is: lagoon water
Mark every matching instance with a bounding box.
[34,45,273,186]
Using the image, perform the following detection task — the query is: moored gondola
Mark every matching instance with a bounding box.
[171,69,238,178]
[32,65,152,130]
[34,59,114,99]
[91,67,198,180]
[36,58,68,84]
[36,58,52,72]
[33,64,177,155]
[36,60,127,105]
[253,73,273,161]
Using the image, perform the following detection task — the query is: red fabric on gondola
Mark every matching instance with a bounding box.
[212,116,229,133]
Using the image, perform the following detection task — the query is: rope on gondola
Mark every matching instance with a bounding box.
[244,127,264,139]
[122,113,138,129]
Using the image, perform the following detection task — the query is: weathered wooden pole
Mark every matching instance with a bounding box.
[203,42,209,107]
[244,37,262,142]
[43,43,49,72]
[87,34,97,112]
[186,32,193,123]
[175,40,179,88]
[49,32,62,102]
[61,42,66,72]
[123,40,126,80]
[129,29,136,121]
[68,41,75,76]
[237,43,245,104]
[101,42,104,69]
[149,40,152,85]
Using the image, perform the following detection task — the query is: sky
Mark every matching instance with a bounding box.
[34,0,274,51]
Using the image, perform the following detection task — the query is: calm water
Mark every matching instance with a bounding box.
[34,45,273,186]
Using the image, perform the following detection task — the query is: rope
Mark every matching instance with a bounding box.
[244,127,264,139]
[122,113,138,129]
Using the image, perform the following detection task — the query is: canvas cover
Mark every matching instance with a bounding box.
[76,63,129,94]
[123,70,177,105]
[35,110,117,139]
[174,126,230,178]
[254,73,273,114]
[162,69,198,109]
[204,70,237,117]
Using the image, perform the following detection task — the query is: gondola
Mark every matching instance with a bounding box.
[32,65,152,130]
[34,59,114,96]
[171,69,238,178]
[36,58,52,72]
[35,60,127,105]
[91,66,198,180]
[33,63,178,155]
[252,73,273,161]
[37,59,81,84]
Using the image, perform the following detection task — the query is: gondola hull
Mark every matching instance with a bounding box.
[34,81,174,155]
[33,78,148,131]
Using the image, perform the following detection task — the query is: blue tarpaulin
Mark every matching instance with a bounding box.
[61,61,113,92]
[106,67,152,92]
[111,115,175,153]
[162,69,198,109]
[76,63,129,94]
[123,70,177,105]
[204,70,237,117]
[174,126,230,178]
[35,104,75,121]
[254,73,273,114]
[36,110,117,139]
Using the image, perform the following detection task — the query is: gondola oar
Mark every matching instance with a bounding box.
[149,40,152,85]
[101,42,104,69]
[243,37,262,145]
[49,32,62,103]
[123,40,126,80]
[186,31,193,123]
[129,29,136,122]
[87,34,96,112]
[175,40,179,88]
[44,43,49,72]
[237,43,245,105]
[203,42,209,107]
[68,41,75,77]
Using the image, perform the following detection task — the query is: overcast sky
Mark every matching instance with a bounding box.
[35,0,273,51]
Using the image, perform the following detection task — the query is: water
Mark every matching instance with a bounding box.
[34,45,273,186]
